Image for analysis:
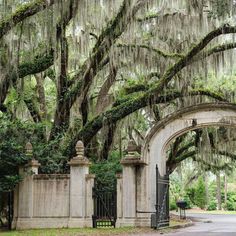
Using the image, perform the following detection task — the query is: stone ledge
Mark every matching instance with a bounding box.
[33,174,70,180]
[85,174,95,180]
[14,217,93,229]
[68,158,90,166]
[120,157,147,166]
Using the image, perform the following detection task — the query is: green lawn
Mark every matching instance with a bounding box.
[1,227,137,236]
[186,209,236,215]
[0,220,187,236]
[0,227,153,236]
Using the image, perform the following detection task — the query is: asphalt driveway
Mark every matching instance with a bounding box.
[165,213,236,236]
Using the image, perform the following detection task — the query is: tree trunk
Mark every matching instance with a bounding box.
[204,172,209,207]
[216,172,221,210]
[224,174,227,207]
[35,75,47,120]
[100,123,117,160]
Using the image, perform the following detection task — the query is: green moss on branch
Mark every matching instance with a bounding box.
[0,0,55,39]
[117,43,183,59]
[76,89,227,145]
[18,50,54,79]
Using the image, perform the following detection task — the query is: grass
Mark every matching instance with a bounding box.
[0,227,152,236]
[2,227,132,236]
[0,220,188,236]
[186,209,236,215]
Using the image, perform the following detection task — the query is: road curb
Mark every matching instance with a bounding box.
[169,220,194,229]
[159,219,194,231]
[188,216,212,223]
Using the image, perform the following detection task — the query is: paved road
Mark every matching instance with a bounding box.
[165,213,236,236]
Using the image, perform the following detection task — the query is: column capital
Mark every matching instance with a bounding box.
[26,159,41,168]
[116,173,123,179]
[120,140,146,166]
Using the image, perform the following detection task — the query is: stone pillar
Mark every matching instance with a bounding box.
[116,173,123,219]
[120,140,145,224]
[68,140,90,219]
[85,174,95,218]
[17,142,40,218]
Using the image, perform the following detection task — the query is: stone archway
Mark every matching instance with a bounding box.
[141,103,236,215]
[118,103,236,227]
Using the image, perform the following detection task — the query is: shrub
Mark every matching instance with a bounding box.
[183,194,193,209]
[207,200,217,211]
[186,187,196,206]
[195,176,207,209]
[224,192,236,211]
[170,199,177,211]
[90,150,122,189]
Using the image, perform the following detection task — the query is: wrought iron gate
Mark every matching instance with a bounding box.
[92,180,117,228]
[154,165,169,228]
[0,191,13,230]
[7,192,13,230]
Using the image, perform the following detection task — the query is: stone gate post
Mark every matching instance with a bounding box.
[16,142,40,224]
[68,140,92,226]
[119,140,145,226]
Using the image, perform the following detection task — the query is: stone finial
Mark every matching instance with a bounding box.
[120,139,146,166]
[127,139,138,154]
[75,140,84,158]
[25,142,33,156]
[68,140,90,166]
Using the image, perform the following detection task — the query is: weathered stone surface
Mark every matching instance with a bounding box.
[142,103,236,214]
[14,140,94,229]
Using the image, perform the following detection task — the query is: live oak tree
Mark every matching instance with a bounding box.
[1,0,236,184]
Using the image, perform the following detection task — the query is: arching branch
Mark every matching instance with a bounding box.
[193,42,236,62]
[0,50,54,107]
[117,43,183,59]
[149,24,236,97]
[76,89,227,146]
[0,0,55,39]
[95,65,118,115]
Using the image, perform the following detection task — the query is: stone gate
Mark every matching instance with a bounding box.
[117,103,236,227]
[12,103,236,229]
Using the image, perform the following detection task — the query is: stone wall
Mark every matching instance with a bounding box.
[33,175,70,217]
[12,141,95,229]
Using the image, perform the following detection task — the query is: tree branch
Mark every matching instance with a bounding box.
[77,89,227,146]
[0,49,54,107]
[50,0,144,139]
[0,0,55,39]
[149,24,236,97]
[117,43,183,59]
[66,0,144,111]
[18,49,54,79]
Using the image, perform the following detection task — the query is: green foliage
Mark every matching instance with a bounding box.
[169,199,177,211]
[186,187,195,205]
[182,194,193,209]
[33,138,67,174]
[169,174,181,205]
[208,0,232,19]
[207,199,217,211]
[0,114,69,191]
[90,151,122,189]
[194,176,207,209]
[0,114,30,191]
[224,192,236,211]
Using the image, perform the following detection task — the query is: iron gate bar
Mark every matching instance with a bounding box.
[154,165,169,229]
[92,181,117,228]
[7,191,13,230]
